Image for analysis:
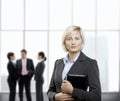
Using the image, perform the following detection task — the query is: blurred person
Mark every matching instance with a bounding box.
[34,51,46,101]
[47,26,101,101]
[16,49,34,101]
[7,52,18,101]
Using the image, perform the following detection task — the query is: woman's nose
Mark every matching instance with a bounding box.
[71,39,75,44]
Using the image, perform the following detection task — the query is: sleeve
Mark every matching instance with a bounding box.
[7,62,18,80]
[16,60,21,76]
[47,60,58,101]
[36,63,45,77]
[30,59,34,71]
[28,59,35,79]
[72,60,101,101]
[7,63,14,77]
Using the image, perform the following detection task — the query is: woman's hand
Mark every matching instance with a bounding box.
[61,80,73,94]
[54,92,73,101]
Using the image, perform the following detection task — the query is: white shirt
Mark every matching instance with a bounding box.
[62,53,80,81]
[22,58,27,67]
[22,58,27,75]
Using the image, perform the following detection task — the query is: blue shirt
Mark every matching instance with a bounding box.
[62,53,80,81]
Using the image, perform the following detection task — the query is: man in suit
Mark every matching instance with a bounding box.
[16,49,34,101]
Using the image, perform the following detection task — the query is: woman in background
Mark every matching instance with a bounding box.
[7,52,18,101]
[34,51,46,101]
[47,26,101,101]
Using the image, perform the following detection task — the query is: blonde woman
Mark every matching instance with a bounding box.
[47,26,101,101]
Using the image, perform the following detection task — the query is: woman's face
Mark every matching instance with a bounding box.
[10,55,15,61]
[65,31,82,53]
[37,55,42,60]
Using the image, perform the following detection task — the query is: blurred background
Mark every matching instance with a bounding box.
[0,0,119,97]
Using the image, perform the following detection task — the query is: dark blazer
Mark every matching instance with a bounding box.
[47,52,101,101]
[16,58,34,79]
[34,61,45,84]
[7,61,18,80]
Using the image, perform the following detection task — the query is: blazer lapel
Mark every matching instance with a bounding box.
[56,59,64,83]
[26,59,29,70]
[68,52,87,74]
[19,59,22,72]
[20,59,22,67]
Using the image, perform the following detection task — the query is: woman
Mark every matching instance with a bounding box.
[47,26,101,101]
[34,51,46,101]
[7,52,18,101]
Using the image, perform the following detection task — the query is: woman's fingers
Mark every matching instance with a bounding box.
[55,92,73,101]
[62,93,73,101]
[61,80,73,94]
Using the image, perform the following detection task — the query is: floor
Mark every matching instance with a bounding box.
[0,92,120,101]
[0,93,49,101]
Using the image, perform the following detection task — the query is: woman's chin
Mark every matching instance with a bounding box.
[69,50,79,53]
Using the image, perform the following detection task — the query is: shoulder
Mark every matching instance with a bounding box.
[37,62,45,69]
[79,52,97,63]
[40,61,45,67]
[83,55,99,71]
[7,61,12,66]
[77,52,99,70]
[87,56,97,65]
[86,57,97,63]
[7,61,11,64]
[41,61,45,65]
[16,59,21,63]
[7,61,14,69]
[17,59,21,61]
[27,58,33,62]
[55,58,64,65]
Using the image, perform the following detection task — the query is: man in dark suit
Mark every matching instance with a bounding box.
[16,49,34,101]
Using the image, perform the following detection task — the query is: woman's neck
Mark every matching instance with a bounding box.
[68,51,80,61]
[38,59,44,62]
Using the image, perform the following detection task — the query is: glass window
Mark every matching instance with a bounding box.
[26,0,48,30]
[49,0,72,29]
[1,0,24,30]
[0,31,23,92]
[25,31,48,92]
[97,0,119,30]
[73,0,96,30]
[49,31,66,81]
[97,32,119,92]
[82,31,96,59]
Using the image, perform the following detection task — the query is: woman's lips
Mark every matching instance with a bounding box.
[71,46,77,48]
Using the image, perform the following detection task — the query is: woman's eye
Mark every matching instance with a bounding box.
[75,37,79,40]
[66,38,71,41]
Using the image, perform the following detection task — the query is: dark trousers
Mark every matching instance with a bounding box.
[7,79,17,101]
[19,75,32,101]
[36,81,44,101]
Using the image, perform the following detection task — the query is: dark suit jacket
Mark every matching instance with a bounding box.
[16,58,34,79]
[34,61,45,85]
[7,61,18,81]
[47,52,101,101]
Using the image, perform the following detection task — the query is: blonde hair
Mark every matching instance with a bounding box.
[62,25,85,52]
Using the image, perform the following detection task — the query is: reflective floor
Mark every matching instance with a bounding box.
[0,93,49,101]
[0,92,120,101]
